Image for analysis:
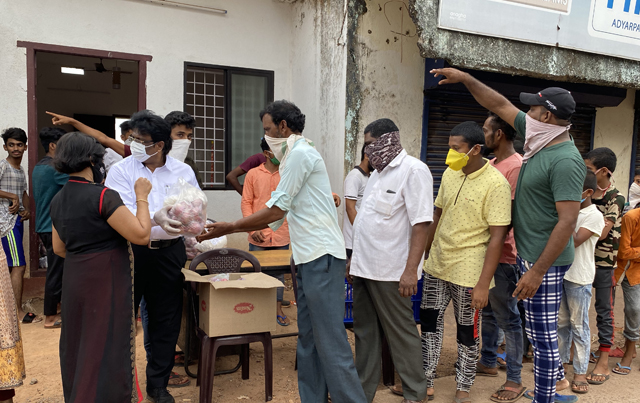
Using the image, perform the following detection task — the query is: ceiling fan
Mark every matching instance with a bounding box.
[84,59,134,89]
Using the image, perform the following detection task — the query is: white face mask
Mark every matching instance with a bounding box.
[124,137,134,146]
[168,139,191,162]
[130,141,158,163]
[629,182,640,209]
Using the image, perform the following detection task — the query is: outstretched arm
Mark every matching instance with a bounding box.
[47,111,126,157]
[430,68,520,127]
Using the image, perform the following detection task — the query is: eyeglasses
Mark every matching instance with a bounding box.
[130,136,155,146]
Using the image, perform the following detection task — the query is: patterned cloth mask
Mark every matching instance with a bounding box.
[365,131,403,173]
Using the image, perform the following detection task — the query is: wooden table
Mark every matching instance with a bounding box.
[241,249,292,275]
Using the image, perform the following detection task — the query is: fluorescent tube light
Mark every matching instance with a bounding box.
[61,67,84,75]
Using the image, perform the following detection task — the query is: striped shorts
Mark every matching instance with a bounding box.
[2,217,25,267]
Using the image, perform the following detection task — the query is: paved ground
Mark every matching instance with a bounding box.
[13,276,640,402]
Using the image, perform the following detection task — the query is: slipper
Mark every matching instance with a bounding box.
[44,319,62,329]
[496,351,507,369]
[453,397,471,403]
[388,385,402,396]
[523,391,578,402]
[174,353,185,367]
[571,380,589,394]
[612,362,632,375]
[21,312,42,324]
[281,300,291,307]
[589,351,599,363]
[277,315,290,326]
[586,373,609,385]
[167,371,190,388]
[476,364,499,377]
[490,385,526,402]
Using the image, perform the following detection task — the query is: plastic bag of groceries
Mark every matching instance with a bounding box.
[163,178,207,237]
[195,235,228,253]
[185,237,199,260]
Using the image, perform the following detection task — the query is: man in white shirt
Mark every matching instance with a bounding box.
[349,118,433,403]
[343,144,372,258]
[106,110,200,403]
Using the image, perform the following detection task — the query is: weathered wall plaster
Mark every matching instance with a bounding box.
[594,90,637,199]
[347,0,425,163]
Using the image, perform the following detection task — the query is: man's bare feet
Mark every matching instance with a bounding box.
[587,350,611,383]
[44,314,62,328]
[556,378,569,391]
[571,374,589,393]
[490,380,525,401]
[476,362,498,376]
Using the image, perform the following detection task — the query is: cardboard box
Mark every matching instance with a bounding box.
[182,269,284,337]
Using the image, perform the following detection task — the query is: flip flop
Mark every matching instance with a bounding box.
[490,385,526,402]
[277,315,290,326]
[453,397,471,403]
[571,380,589,394]
[496,351,507,369]
[476,364,499,377]
[612,362,632,375]
[44,319,62,329]
[589,351,599,363]
[523,391,578,402]
[21,312,42,324]
[388,385,403,396]
[167,371,190,388]
[586,373,610,385]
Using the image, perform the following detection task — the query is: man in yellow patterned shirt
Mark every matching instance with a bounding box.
[421,121,511,403]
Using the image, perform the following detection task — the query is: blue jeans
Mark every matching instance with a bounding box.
[622,277,640,341]
[480,263,523,384]
[248,243,289,302]
[558,280,592,375]
[296,254,367,403]
[140,297,151,363]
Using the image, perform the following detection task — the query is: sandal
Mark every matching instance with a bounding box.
[389,385,402,396]
[44,319,62,329]
[21,312,42,324]
[586,373,609,385]
[174,353,185,367]
[453,397,471,403]
[571,381,588,394]
[277,315,290,326]
[496,351,507,369]
[476,363,498,377]
[523,391,578,402]
[589,351,599,363]
[167,371,190,388]
[612,362,632,375]
[490,385,526,402]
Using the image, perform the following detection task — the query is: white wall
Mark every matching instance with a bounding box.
[354,1,425,158]
[594,89,637,199]
[0,0,349,251]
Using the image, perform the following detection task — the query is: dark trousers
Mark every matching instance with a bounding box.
[593,268,616,349]
[353,276,427,402]
[132,241,187,391]
[39,232,64,316]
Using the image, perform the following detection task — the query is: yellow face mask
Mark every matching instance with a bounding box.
[445,147,474,171]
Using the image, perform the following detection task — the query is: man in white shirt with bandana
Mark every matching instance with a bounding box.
[198,100,367,403]
[349,118,433,403]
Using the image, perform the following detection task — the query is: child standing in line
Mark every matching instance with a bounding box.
[558,171,605,394]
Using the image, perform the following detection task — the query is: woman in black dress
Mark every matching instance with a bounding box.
[50,132,152,403]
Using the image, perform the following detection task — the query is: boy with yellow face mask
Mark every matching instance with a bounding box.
[421,121,512,403]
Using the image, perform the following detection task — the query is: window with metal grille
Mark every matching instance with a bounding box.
[184,63,274,189]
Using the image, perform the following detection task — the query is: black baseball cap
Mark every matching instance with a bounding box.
[519,87,576,120]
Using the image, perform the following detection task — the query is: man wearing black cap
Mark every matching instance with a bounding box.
[430,68,585,403]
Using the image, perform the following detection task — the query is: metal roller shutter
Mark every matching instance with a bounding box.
[423,89,595,196]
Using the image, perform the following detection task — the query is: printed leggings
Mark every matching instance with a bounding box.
[420,274,480,392]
